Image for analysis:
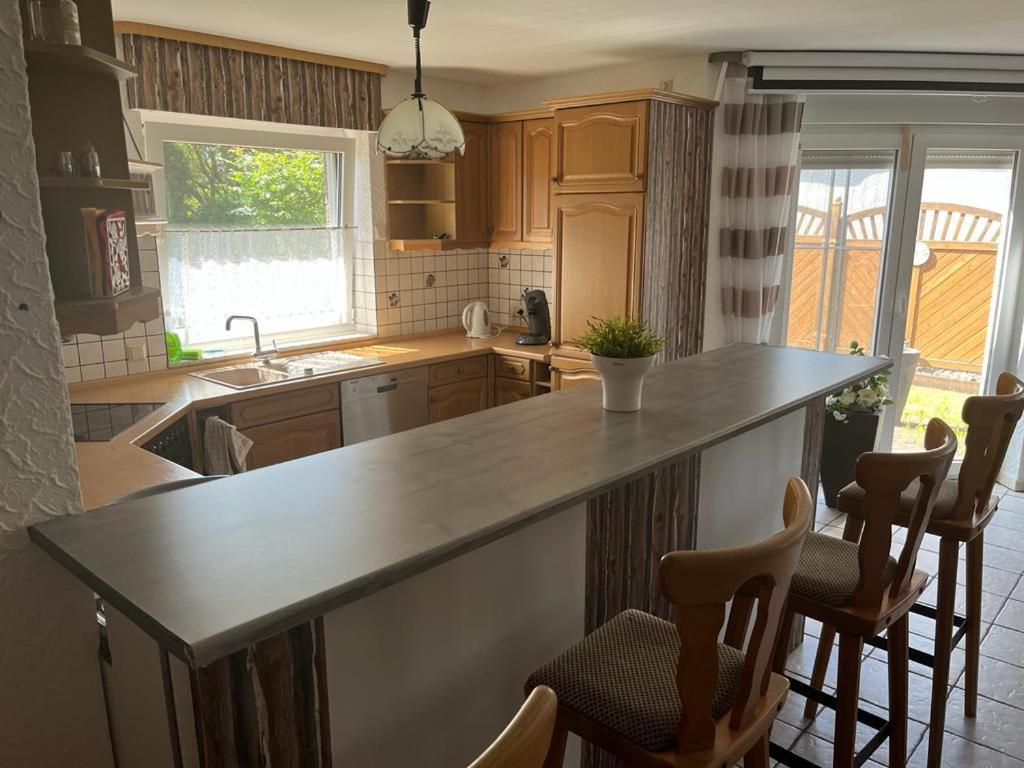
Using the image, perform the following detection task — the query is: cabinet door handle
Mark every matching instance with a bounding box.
[430,396,437,404]
[550,176,560,183]
[457,366,465,375]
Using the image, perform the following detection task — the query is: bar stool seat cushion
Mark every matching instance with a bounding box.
[525,608,744,752]
[791,532,898,607]
[837,478,960,520]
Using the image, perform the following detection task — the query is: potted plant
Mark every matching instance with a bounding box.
[574,315,665,412]
[820,340,893,506]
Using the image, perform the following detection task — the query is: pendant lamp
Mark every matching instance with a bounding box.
[376,0,465,159]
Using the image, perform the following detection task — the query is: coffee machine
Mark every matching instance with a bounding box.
[515,289,551,346]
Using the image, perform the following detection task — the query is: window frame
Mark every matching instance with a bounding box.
[137,110,361,352]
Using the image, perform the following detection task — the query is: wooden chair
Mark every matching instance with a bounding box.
[774,418,957,768]
[805,373,1024,767]
[525,477,814,768]
[469,686,558,768]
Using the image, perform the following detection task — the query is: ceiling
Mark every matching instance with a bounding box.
[110,0,1024,85]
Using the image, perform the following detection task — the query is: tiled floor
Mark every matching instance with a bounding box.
[773,482,1024,767]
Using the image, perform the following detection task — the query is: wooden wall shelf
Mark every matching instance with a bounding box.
[39,177,150,190]
[54,286,161,337]
[24,41,137,81]
[387,239,461,252]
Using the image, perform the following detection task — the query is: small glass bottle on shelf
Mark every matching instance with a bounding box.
[59,0,80,45]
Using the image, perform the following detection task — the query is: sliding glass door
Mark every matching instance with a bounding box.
[780,127,1024,454]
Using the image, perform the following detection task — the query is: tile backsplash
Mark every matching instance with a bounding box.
[60,236,554,385]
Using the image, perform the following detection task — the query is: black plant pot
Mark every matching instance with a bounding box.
[820,411,880,507]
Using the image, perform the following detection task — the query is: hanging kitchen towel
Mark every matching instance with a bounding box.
[203,416,254,475]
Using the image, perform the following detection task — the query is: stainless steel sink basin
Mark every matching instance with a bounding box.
[194,364,292,389]
[190,351,383,389]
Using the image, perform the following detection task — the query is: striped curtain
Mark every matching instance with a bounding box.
[121,33,382,132]
[719,63,805,343]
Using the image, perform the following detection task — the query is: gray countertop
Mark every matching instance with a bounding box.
[31,343,887,667]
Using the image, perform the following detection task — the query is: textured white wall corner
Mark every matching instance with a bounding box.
[0,9,114,767]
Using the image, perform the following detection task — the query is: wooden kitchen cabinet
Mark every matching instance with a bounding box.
[553,101,647,193]
[488,121,523,242]
[522,117,555,243]
[455,120,489,245]
[229,383,340,429]
[428,377,488,423]
[554,192,644,349]
[429,356,489,387]
[550,355,601,391]
[494,377,532,405]
[242,409,341,469]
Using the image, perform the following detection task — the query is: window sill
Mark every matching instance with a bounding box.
[167,330,377,371]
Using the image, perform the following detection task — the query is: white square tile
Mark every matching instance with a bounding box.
[63,366,82,384]
[127,359,151,375]
[124,322,146,338]
[141,271,160,288]
[80,363,105,381]
[148,355,167,371]
[78,342,103,365]
[104,361,128,378]
[145,317,165,335]
[62,345,80,367]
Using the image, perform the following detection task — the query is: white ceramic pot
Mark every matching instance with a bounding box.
[589,353,657,412]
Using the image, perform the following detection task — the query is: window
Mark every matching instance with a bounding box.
[144,116,359,351]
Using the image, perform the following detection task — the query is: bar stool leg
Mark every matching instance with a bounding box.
[773,608,796,674]
[965,532,984,718]
[926,539,959,768]
[542,715,569,768]
[887,614,910,768]
[743,732,771,768]
[834,632,864,768]
[804,515,864,720]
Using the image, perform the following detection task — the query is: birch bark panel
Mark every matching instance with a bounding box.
[121,33,381,131]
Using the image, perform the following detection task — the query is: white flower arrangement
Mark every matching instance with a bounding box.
[826,341,893,423]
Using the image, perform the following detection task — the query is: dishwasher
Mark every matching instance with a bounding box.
[341,366,430,445]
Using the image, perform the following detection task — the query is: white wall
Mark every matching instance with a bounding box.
[381,69,490,112]
[483,54,710,112]
[0,10,114,767]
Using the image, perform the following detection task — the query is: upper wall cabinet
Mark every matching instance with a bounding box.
[488,121,523,243]
[553,101,648,194]
[554,193,644,345]
[455,121,489,246]
[522,118,555,243]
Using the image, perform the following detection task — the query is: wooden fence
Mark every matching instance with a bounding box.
[787,202,1002,373]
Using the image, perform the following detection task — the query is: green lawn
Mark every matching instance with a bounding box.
[893,384,970,455]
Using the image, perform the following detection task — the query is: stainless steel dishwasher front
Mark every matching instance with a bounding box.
[340,366,430,445]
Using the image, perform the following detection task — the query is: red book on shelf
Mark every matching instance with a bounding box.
[95,209,130,296]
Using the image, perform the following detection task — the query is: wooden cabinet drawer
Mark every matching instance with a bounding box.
[551,356,601,391]
[494,354,531,382]
[554,101,647,193]
[229,384,340,429]
[494,377,532,405]
[428,356,488,387]
[428,378,488,423]
[242,409,341,469]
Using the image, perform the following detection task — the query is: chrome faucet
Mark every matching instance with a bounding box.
[225,315,278,361]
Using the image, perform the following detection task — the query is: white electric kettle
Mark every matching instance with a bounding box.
[462,301,491,338]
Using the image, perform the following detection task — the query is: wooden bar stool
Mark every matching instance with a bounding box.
[806,373,1024,767]
[525,477,813,768]
[771,419,957,768]
[469,686,557,768]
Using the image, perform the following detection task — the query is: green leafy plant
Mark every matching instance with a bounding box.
[826,340,893,422]
[572,315,665,359]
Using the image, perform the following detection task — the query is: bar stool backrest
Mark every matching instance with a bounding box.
[468,686,557,768]
[954,371,1024,523]
[657,477,813,751]
[854,418,957,609]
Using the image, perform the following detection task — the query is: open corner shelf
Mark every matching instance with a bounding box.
[128,159,164,174]
[54,286,162,337]
[387,239,461,252]
[23,41,137,81]
[39,176,151,190]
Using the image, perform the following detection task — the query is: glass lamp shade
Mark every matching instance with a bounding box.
[376,96,465,159]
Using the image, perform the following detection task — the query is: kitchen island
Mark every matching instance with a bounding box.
[32,343,887,768]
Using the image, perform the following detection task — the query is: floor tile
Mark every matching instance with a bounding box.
[957,565,1021,597]
[940,687,1024,761]
[993,508,1024,533]
[909,730,1024,767]
[995,599,1024,633]
[984,524,1024,554]
[800,703,927,765]
[982,625,1024,667]
[974,544,1024,575]
[953,653,1024,711]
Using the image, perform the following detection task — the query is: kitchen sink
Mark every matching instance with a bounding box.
[191,351,383,389]
[194,364,293,389]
